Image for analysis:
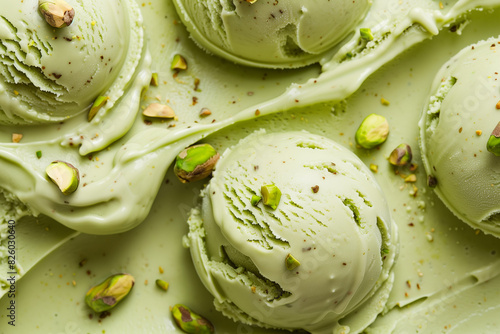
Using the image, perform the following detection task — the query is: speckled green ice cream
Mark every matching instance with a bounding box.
[187,130,398,333]
[419,36,500,237]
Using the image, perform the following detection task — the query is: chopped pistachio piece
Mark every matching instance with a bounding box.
[171,304,214,334]
[285,254,301,271]
[428,175,438,188]
[261,184,281,210]
[171,54,187,71]
[36,151,42,159]
[88,96,109,121]
[246,0,258,3]
[174,144,220,183]
[355,114,389,149]
[199,108,212,117]
[38,0,75,28]
[486,122,500,156]
[404,174,417,183]
[155,279,169,292]
[12,133,23,143]
[143,103,176,119]
[369,164,378,173]
[85,274,135,313]
[45,161,79,195]
[150,73,159,86]
[251,195,262,206]
[360,28,374,41]
[389,144,412,166]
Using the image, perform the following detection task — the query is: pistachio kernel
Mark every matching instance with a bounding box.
[150,73,159,87]
[261,184,282,210]
[360,28,374,41]
[389,144,413,166]
[251,195,262,206]
[142,103,176,119]
[486,122,500,156]
[285,254,301,271]
[171,304,214,334]
[38,0,75,28]
[88,96,109,122]
[45,161,80,195]
[36,151,42,159]
[171,54,187,71]
[174,144,220,183]
[155,279,169,292]
[355,114,389,149]
[85,274,135,313]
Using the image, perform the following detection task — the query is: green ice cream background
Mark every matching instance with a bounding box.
[1,0,500,332]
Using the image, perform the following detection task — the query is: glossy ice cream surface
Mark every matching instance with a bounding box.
[188,131,398,333]
[419,36,500,236]
[172,0,370,68]
[2,0,500,333]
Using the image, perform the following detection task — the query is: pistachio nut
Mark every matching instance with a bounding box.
[389,144,412,166]
[251,195,262,206]
[174,144,220,183]
[45,161,79,195]
[360,28,374,41]
[36,151,43,159]
[285,254,300,271]
[171,304,214,334]
[261,184,281,210]
[142,103,176,119]
[85,274,135,313]
[39,0,75,28]
[171,54,188,71]
[355,114,389,149]
[150,73,159,87]
[486,122,500,156]
[155,279,169,292]
[88,96,109,121]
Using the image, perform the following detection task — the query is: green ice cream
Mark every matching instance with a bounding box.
[172,0,370,68]
[0,0,142,124]
[187,131,398,333]
[419,36,500,237]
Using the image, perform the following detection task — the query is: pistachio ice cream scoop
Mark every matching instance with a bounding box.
[0,0,142,124]
[172,0,370,68]
[187,130,398,333]
[419,36,500,237]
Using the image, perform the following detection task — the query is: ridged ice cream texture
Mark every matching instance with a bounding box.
[0,0,139,124]
[172,0,371,68]
[187,131,398,333]
[419,36,500,237]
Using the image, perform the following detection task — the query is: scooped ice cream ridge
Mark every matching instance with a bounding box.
[187,131,398,333]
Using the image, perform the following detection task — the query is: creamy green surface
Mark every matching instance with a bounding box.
[187,131,397,333]
[1,0,500,333]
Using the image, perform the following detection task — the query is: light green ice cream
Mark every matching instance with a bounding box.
[0,0,142,124]
[172,0,370,68]
[187,130,398,333]
[419,36,500,237]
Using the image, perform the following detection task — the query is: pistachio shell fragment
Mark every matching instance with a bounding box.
[355,114,389,149]
[171,54,187,71]
[261,184,281,210]
[360,28,374,41]
[38,0,75,28]
[285,254,301,271]
[389,144,412,166]
[174,144,220,183]
[143,103,176,119]
[486,122,500,156]
[45,161,79,195]
[171,304,214,334]
[155,279,169,292]
[88,96,109,121]
[85,274,135,313]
